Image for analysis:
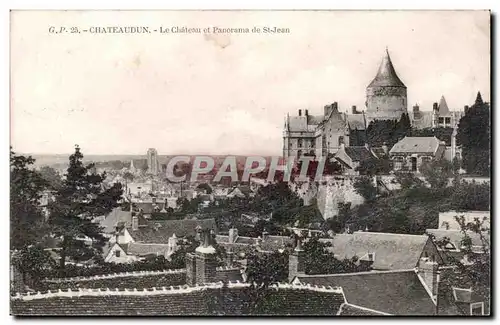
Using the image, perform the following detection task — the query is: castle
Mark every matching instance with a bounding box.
[283,49,465,158]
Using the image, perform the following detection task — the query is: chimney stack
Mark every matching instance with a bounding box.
[332,102,338,112]
[413,104,420,112]
[382,142,389,155]
[464,105,470,114]
[305,109,309,117]
[186,229,218,286]
[132,216,139,231]
[433,103,438,111]
[289,236,306,282]
[262,231,269,241]
[298,109,302,116]
[352,105,357,114]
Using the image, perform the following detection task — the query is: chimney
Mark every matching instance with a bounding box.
[132,216,139,231]
[262,231,269,241]
[228,227,238,244]
[288,236,306,282]
[352,105,357,114]
[417,257,440,301]
[332,102,338,113]
[413,104,419,112]
[464,105,470,114]
[298,109,302,116]
[187,229,218,285]
[364,143,370,150]
[433,102,438,112]
[324,105,332,116]
[305,109,309,117]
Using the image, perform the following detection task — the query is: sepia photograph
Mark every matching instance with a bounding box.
[9,9,491,316]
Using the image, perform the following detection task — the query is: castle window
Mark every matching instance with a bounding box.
[445,117,451,124]
[438,117,444,124]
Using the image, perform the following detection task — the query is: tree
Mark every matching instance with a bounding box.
[433,215,490,314]
[353,176,377,202]
[39,166,62,190]
[12,246,57,284]
[48,145,123,273]
[356,156,392,176]
[456,92,490,176]
[10,149,49,249]
[419,159,453,190]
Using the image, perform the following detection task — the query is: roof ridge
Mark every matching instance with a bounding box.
[297,269,416,278]
[352,231,428,238]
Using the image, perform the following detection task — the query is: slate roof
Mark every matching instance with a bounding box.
[343,147,377,162]
[426,229,487,249]
[367,49,406,88]
[438,96,450,114]
[296,270,436,315]
[346,114,367,130]
[389,136,441,155]
[320,232,430,270]
[101,208,132,233]
[410,111,434,129]
[128,219,217,244]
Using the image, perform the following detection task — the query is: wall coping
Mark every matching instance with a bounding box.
[12,282,344,301]
[43,269,187,283]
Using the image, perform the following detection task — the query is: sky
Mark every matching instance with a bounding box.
[10,10,490,156]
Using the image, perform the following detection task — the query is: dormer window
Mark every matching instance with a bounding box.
[115,250,121,257]
[444,242,456,250]
[470,302,484,316]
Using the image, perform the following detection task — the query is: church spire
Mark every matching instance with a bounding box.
[368,48,406,88]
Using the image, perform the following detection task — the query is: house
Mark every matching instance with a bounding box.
[389,136,446,172]
[216,228,293,255]
[227,185,254,199]
[319,231,442,271]
[333,143,381,175]
[426,228,487,264]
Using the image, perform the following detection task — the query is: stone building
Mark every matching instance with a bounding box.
[283,48,407,158]
[147,148,159,175]
[411,95,465,130]
[365,48,408,122]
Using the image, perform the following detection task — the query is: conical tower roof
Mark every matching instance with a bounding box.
[438,95,450,114]
[368,48,406,88]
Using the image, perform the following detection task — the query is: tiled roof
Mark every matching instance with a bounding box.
[101,208,132,233]
[41,271,187,291]
[344,147,376,162]
[389,136,441,154]
[338,303,389,316]
[11,284,345,316]
[297,270,436,315]
[129,219,217,244]
[320,232,430,270]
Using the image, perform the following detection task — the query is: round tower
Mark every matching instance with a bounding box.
[365,48,407,120]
